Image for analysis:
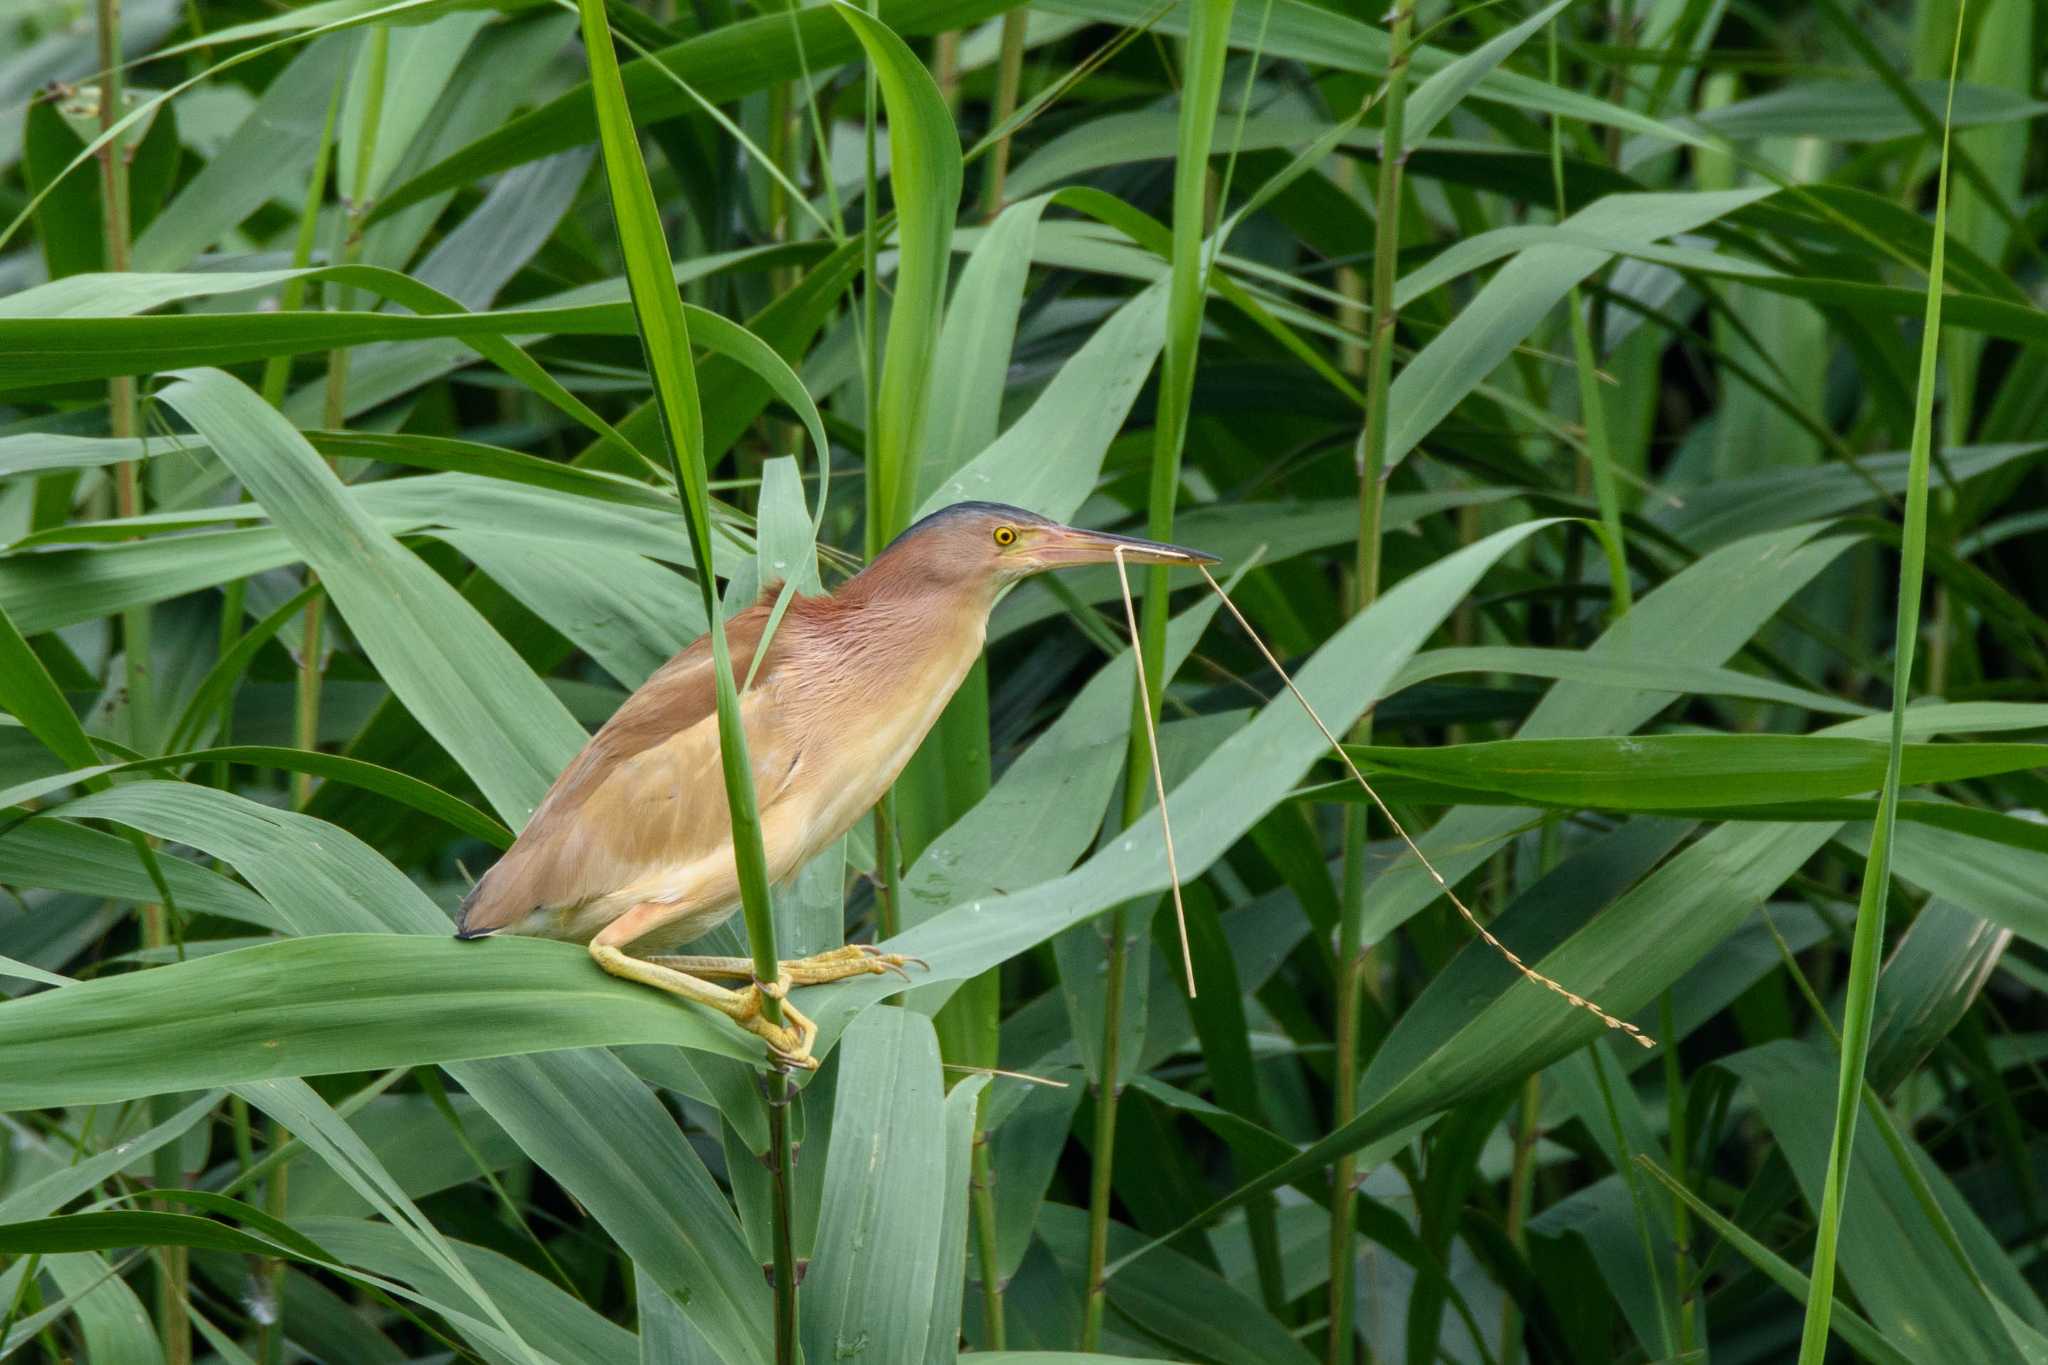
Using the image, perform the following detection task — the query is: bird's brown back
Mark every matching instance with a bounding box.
[454,597,780,937]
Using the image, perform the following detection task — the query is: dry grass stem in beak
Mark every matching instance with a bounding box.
[1193,564,1654,1049]
[1112,546,1198,998]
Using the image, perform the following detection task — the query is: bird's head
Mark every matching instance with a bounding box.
[876,501,1221,596]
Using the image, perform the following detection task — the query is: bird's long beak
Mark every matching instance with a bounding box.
[1030,523,1222,569]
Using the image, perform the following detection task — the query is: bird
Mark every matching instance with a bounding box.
[454,501,1220,1069]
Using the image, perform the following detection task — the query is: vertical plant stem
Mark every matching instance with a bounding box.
[1333,162,1366,374]
[1329,8,1410,1362]
[289,593,327,809]
[318,25,389,439]
[1660,991,1694,1354]
[1082,0,1235,1348]
[1079,902,1132,1350]
[768,78,792,250]
[1796,12,1960,1360]
[873,795,902,939]
[858,13,882,562]
[1547,22,1630,617]
[1500,1073,1542,1365]
[982,12,1027,217]
[258,62,346,410]
[766,1077,798,1364]
[97,6,184,1360]
[96,0,150,756]
[934,30,961,110]
[294,28,387,813]
[577,8,794,1355]
[856,3,903,943]
[1590,1042,1677,1360]
[971,1135,1005,1347]
[259,1116,288,1365]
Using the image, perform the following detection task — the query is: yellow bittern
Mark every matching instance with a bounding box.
[455,502,1219,1068]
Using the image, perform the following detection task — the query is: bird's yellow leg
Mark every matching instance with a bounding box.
[648,944,928,986]
[589,940,819,1071]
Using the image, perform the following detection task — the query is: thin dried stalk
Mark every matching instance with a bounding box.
[1112,546,1196,997]
[942,1063,1072,1088]
[1195,565,1652,1049]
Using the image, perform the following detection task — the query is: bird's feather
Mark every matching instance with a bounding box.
[456,598,792,939]
[457,558,993,949]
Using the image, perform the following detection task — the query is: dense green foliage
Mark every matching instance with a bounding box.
[1,0,2045,1361]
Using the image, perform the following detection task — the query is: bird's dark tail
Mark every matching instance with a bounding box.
[453,877,494,940]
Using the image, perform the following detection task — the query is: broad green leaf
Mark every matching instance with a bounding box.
[0,934,750,1109]
[1139,816,1837,1246]
[234,1076,541,1365]
[638,1261,706,1363]
[1340,735,2045,810]
[3,748,509,849]
[447,1050,772,1364]
[1876,818,2048,949]
[21,92,105,279]
[132,35,357,271]
[1356,526,1858,948]
[917,195,1050,503]
[1800,37,1962,1357]
[300,1216,638,1365]
[1402,0,1571,148]
[919,282,1168,521]
[1389,189,1773,470]
[0,598,102,771]
[1732,1042,2040,1362]
[0,818,281,932]
[1390,645,1871,716]
[437,530,702,689]
[833,1,962,538]
[370,0,1018,221]
[156,367,583,825]
[1034,0,1705,151]
[287,1094,524,1218]
[41,1251,169,1365]
[804,1008,951,1364]
[0,1090,222,1221]
[926,1073,990,1364]
[1663,443,2048,550]
[1866,898,2010,1094]
[1689,79,2048,142]
[1038,1204,1316,1365]
[1631,1159,1917,1365]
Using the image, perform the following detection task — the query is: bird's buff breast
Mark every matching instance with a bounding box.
[770,623,985,873]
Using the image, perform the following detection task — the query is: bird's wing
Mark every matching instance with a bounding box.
[456,598,803,934]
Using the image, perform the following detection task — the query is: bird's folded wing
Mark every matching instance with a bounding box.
[457,599,801,933]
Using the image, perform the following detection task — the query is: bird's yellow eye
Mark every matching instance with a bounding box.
[993,526,1017,547]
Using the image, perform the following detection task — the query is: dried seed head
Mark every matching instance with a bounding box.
[1194,563,1653,1050]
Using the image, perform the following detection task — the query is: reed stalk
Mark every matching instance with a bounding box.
[96,4,186,1359]
[1082,1,1235,1347]
[981,14,1028,217]
[1796,10,1961,1357]
[1328,7,1410,1360]
[575,7,797,1357]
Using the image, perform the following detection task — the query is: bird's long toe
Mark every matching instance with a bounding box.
[782,945,929,985]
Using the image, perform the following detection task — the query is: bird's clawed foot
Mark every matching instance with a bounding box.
[730,981,820,1072]
[782,943,930,985]
[590,942,824,1070]
[598,939,924,1071]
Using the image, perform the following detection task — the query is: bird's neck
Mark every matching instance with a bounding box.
[831,548,1000,619]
